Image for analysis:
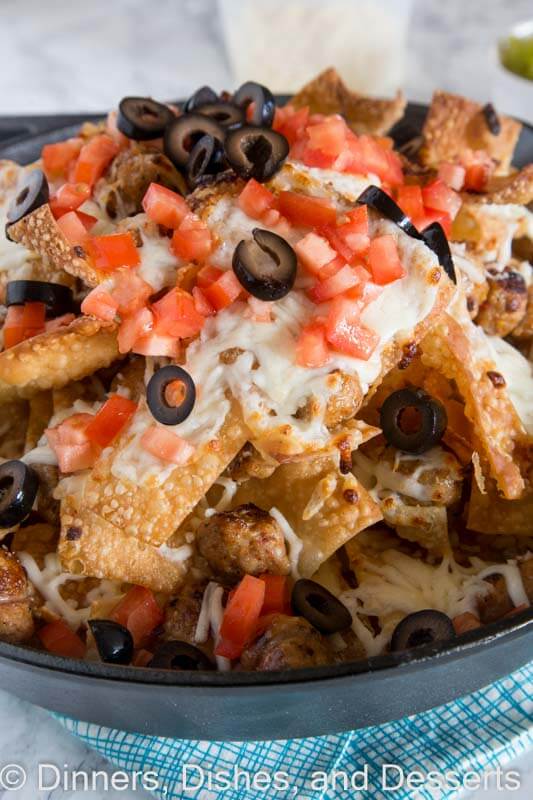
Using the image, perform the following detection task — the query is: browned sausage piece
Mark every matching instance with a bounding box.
[163,582,206,645]
[95,146,185,219]
[0,549,34,643]
[239,614,333,671]
[196,503,290,584]
[477,559,533,624]
[475,270,527,337]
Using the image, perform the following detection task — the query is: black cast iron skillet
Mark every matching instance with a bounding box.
[0,102,531,741]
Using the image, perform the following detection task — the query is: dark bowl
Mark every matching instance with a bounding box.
[0,102,531,741]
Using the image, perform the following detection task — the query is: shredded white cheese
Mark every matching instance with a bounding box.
[158,543,193,565]
[486,335,533,436]
[269,506,302,579]
[18,552,87,629]
[194,581,230,671]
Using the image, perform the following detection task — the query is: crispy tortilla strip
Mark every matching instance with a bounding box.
[233,455,382,577]
[290,67,406,136]
[24,391,53,451]
[79,402,248,546]
[463,164,533,206]
[7,204,106,287]
[420,90,521,174]
[0,316,119,402]
[421,309,525,499]
[59,496,185,593]
[468,477,533,535]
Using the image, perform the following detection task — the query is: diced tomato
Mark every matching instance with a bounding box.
[300,145,336,169]
[45,413,100,472]
[202,270,243,311]
[345,133,403,185]
[196,265,224,288]
[44,313,75,332]
[295,322,330,368]
[318,225,354,262]
[49,182,91,218]
[416,208,452,237]
[318,254,345,280]
[308,263,361,303]
[422,179,462,220]
[111,586,164,647]
[325,296,379,360]
[73,134,119,187]
[142,182,189,229]
[88,232,140,271]
[85,395,138,448]
[81,287,119,321]
[132,649,154,667]
[452,612,481,635]
[140,425,195,465]
[38,619,86,659]
[215,575,266,659]
[171,219,212,262]
[56,210,91,248]
[118,307,154,353]
[259,574,291,615]
[345,277,383,309]
[76,211,98,231]
[306,116,347,157]
[42,138,83,180]
[367,235,406,285]
[132,330,181,358]
[238,179,276,220]
[438,162,466,191]
[111,271,153,316]
[192,286,215,317]
[278,191,336,228]
[463,162,491,192]
[152,287,205,338]
[294,232,337,275]
[274,105,309,146]
[396,185,425,221]
[3,302,46,348]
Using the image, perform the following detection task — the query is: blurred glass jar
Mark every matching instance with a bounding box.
[494,19,533,125]
[218,0,413,96]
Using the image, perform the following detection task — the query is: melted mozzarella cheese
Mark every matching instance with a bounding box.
[0,163,33,276]
[272,160,378,204]
[137,230,181,291]
[19,551,89,629]
[486,335,533,436]
[476,204,533,270]
[158,543,193,565]
[194,581,230,671]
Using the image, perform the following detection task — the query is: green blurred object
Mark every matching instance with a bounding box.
[499,34,533,82]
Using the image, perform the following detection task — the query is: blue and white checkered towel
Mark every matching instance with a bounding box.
[57,662,532,800]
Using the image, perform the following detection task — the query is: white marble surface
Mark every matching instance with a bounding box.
[0,1,531,797]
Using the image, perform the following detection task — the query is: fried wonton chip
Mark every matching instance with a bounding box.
[7,204,106,287]
[77,402,248,546]
[0,316,119,402]
[421,306,526,499]
[24,391,53,451]
[420,90,521,174]
[451,201,533,268]
[290,67,406,136]
[58,496,185,593]
[468,477,533,535]
[233,453,382,577]
[463,164,533,206]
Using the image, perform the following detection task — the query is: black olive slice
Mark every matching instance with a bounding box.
[164,113,225,168]
[356,184,421,240]
[0,460,39,528]
[117,96,174,141]
[356,185,457,284]
[380,387,447,454]
[224,125,289,182]
[185,134,224,189]
[195,102,245,128]
[6,280,73,318]
[6,169,49,236]
[183,85,218,113]
[233,81,276,127]
[420,222,457,284]
[291,579,352,634]
[148,640,214,670]
[482,102,501,136]
[88,619,134,665]
[233,228,296,301]
[390,609,455,652]
[146,365,196,426]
